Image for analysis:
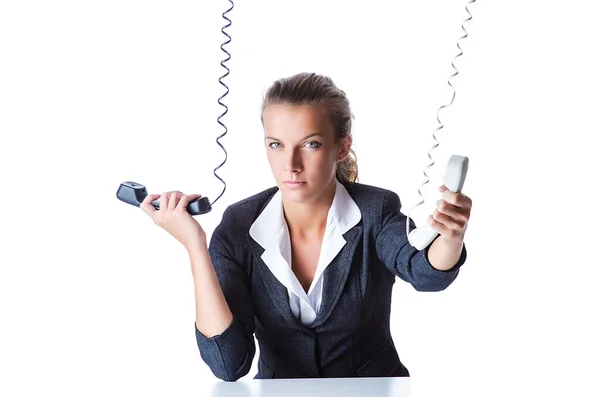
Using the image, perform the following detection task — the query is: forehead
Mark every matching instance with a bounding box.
[263,104,333,139]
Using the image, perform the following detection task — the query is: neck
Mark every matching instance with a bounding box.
[282,179,336,240]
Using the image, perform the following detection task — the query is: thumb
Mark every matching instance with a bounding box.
[140,193,161,216]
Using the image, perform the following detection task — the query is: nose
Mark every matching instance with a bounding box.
[284,148,302,173]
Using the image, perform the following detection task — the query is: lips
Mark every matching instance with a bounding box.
[283,181,307,188]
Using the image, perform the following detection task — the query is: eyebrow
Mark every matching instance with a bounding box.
[265,133,323,141]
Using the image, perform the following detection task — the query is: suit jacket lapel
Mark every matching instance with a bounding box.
[246,234,306,330]
[310,222,363,328]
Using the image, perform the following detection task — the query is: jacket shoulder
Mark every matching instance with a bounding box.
[342,181,400,211]
[215,186,278,233]
[342,181,392,198]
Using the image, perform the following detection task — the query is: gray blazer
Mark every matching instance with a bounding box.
[195,180,467,381]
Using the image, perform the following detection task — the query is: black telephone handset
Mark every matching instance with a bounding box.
[116,181,212,215]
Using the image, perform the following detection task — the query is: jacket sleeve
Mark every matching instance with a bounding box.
[194,206,256,381]
[375,190,467,291]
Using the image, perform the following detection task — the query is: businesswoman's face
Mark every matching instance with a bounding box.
[262,104,346,203]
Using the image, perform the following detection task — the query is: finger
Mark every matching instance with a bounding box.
[159,191,182,211]
[167,191,185,211]
[428,215,463,239]
[177,194,203,211]
[441,189,472,209]
[432,208,465,231]
[159,192,169,212]
[462,194,473,209]
[428,215,446,234]
[140,194,161,217]
[441,189,461,206]
[167,191,179,211]
[436,199,469,223]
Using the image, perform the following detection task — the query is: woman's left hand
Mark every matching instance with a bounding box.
[428,185,472,242]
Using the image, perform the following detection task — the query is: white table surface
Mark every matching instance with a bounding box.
[208,377,412,397]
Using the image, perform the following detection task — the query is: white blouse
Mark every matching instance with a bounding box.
[249,179,362,326]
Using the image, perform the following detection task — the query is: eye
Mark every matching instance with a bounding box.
[304,141,322,149]
[268,142,281,149]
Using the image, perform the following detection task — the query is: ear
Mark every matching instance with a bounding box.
[337,135,352,162]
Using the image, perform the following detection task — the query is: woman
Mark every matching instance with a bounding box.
[140,72,472,381]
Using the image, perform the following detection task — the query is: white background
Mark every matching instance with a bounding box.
[1,0,599,396]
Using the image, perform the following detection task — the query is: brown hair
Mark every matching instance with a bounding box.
[260,72,359,184]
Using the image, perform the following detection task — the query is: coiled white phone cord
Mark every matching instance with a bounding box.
[405,0,476,240]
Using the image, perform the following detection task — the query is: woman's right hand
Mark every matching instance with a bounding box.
[140,191,207,251]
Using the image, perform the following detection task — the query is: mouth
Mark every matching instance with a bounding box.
[283,181,307,187]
